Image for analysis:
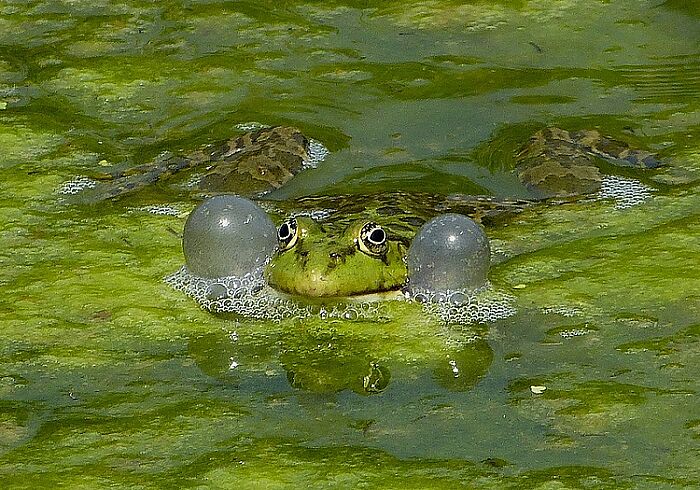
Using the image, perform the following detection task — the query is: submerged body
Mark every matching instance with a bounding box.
[74,125,664,299]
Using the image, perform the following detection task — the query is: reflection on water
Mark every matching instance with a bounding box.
[187,319,493,395]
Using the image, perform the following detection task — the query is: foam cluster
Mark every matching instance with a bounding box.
[166,265,515,325]
[305,139,330,169]
[57,176,97,195]
[131,205,184,217]
[542,305,583,317]
[234,122,266,131]
[558,327,593,338]
[406,284,516,325]
[597,175,651,209]
[164,265,387,322]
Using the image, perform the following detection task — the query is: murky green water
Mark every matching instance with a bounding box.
[1,1,699,488]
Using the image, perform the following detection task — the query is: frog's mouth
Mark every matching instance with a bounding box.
[270,281,401,299]
[265,266,406,298]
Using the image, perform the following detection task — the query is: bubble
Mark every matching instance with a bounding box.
[182,195,277,278]
[57,176,97,195]
[407,214,490,293]
[407,284,516,325]
[362,362,390,394]
[448,291,467,306]
[343,308,358,320]
[434,292,448,303]
[205,283,229,301]
[597,175,651,209]
[412,291,429,303]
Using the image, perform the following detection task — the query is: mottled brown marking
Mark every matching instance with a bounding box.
[80,126,309,202]
[198,126,309,194]
[516,126,663,197]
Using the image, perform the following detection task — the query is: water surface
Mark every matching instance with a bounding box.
[1,1,699,488]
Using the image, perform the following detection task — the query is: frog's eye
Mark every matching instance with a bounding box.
[357,222,387,256]
[277,217,299,251]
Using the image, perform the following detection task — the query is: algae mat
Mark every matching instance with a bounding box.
[1,1,699,488]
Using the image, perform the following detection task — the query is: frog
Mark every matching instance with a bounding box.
[69,124,664,298]
[264,127,662,297]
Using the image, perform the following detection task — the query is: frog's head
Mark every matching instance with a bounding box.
[265,217,408,298]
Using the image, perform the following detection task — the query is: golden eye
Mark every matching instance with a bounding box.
[277,217,299,252]
[357,222,387,256]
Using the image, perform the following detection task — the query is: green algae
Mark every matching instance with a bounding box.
[1,0,699,488]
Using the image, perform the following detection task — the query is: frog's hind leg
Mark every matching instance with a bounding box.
[515,127,602,197]
[515,127,664,198]
[71,154,194,204]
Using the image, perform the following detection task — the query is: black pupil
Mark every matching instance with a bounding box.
[368,228,385,244]
[279,223,291,240]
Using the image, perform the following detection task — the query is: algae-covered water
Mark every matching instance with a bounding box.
[1,1,699,488]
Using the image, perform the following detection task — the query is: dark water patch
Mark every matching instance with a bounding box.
[616,323,700,356]
[662,0,700,18]
[317,161,491,196]
[612,56,700,103]
[511,94,577,105]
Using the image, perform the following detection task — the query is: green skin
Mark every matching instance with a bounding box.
[264,217,409,298]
